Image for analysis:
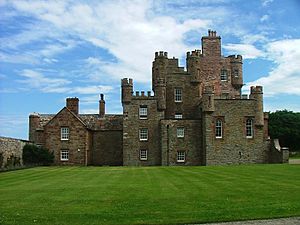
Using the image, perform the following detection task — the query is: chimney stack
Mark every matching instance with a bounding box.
[99,94,105,117]
[66,97,79,115]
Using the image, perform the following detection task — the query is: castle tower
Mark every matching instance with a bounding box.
[66,97,79,115]
[201,30,221,58]
[156,78,166,111]
[187,50,202,83]
[250,86,264,126]
[152,51,168,91]
[229,55,244,94]
[121,78,133,104]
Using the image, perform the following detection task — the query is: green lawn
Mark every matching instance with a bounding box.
[1,165,300,225]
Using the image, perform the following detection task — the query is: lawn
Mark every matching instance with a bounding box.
[0,165,300,225]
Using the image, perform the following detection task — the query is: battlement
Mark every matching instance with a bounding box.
[187,49,202,57]
[29,112,40,117]
[250,86,263,94]
[228,55,243,62]
[121,78,133,86]
[155,51,168,59]
[133,91,153,98]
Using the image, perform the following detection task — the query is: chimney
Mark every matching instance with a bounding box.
[99,94,105,117]
[66,97,79,115]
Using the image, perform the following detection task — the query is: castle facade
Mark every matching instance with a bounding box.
[29,31,271,166]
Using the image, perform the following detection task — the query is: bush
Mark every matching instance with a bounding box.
[23,144,54,166]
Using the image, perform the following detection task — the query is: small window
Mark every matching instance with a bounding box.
[139,128,148,141]
[177,127,184,138]
[174,88,182,102]
[177,151,185,162]
[139,105,148,119]
[61,150,69,161]
[220,69,227,81]
[140,149,147,160]
[215,119,222,138]
[61,127,69,140]
[175,113,183,119]
[234,69,239,77]
[246,118,253,138]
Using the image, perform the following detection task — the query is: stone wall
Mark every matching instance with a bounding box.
[0,137,29,169]
[203,99,269,165]
[161,119,202,165]
[92,130,123,166]
[269,139,289,163]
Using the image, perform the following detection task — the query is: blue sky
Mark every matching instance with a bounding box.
[1,0,300,140]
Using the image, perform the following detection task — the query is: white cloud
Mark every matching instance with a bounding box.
[245,39,300,97]
[260,14,269,22]
[223,43,264,59]
[262,0,274,7]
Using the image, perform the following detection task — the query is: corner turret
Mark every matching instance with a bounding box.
[229,55,243,92]
[250,86,264,126]
[152,51,168,91]
[187,50,202,82]
[121,78,133,104]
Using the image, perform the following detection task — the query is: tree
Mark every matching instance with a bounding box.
[23,144,54,165]
[268,110,300,152]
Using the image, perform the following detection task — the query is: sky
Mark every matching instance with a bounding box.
[0,0,300,140]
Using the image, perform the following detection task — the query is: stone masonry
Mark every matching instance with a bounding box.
[29,30,284,166]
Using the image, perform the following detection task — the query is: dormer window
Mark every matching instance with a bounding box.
[220,69,227,81]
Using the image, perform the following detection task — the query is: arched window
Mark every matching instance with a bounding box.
[246,118,253,138]
[215,119,222,138]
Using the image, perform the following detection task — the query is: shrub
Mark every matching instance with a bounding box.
[23,144,54,166]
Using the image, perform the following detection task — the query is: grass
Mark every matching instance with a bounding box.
[0,165,300,225]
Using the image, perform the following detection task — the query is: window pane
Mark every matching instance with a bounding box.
[215,120,222,138]
[140,149,147,160]
[177,151,185,162]
[175,113,182,119]
[220,69,227,81]
[177,127,184,137]
[139,128,148,141]
[61,150,69,161]
[175,88,182,102]
[61,127,69,140]
[246,118,253,138]
[139,106,148,119]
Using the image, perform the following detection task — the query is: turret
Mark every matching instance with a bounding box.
[29,113,40,142]
[229,55,243,92]
[201,30,221,58]
[152,51,168,91]
[155,78,166,111]
[202,86,215,112]
[66,97,79,115]
[250,86,264,126]
[121,78,133,104]
[99,94,105,117]
[187,50,202,82]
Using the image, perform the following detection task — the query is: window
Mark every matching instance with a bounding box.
[215,119,222,138]
[175,113,183,119]
[220,69,227,81]
[177,127,184,138]
[139,105,148,119]
[61,150,69,161]
[61,127,69,140]
[177,151,185,162]
[234,69,239,77]
[140,149,147,160]
[139,128,148,141]
[174,88,182,102]
[246,118,253,138]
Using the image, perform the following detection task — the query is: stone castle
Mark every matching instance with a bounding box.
[29,30,277,166]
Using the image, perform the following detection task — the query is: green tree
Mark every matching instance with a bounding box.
[23,144,54,165]
[269,110,300,151]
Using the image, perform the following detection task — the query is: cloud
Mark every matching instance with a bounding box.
[17,69,114,94]
[223,43,264,59]
[261,0,274,7]
[245,39,300,97]
[260,15,269,22]
[4,0,210,83]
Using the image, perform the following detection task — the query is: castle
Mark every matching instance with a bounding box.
[29,30,273,166]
